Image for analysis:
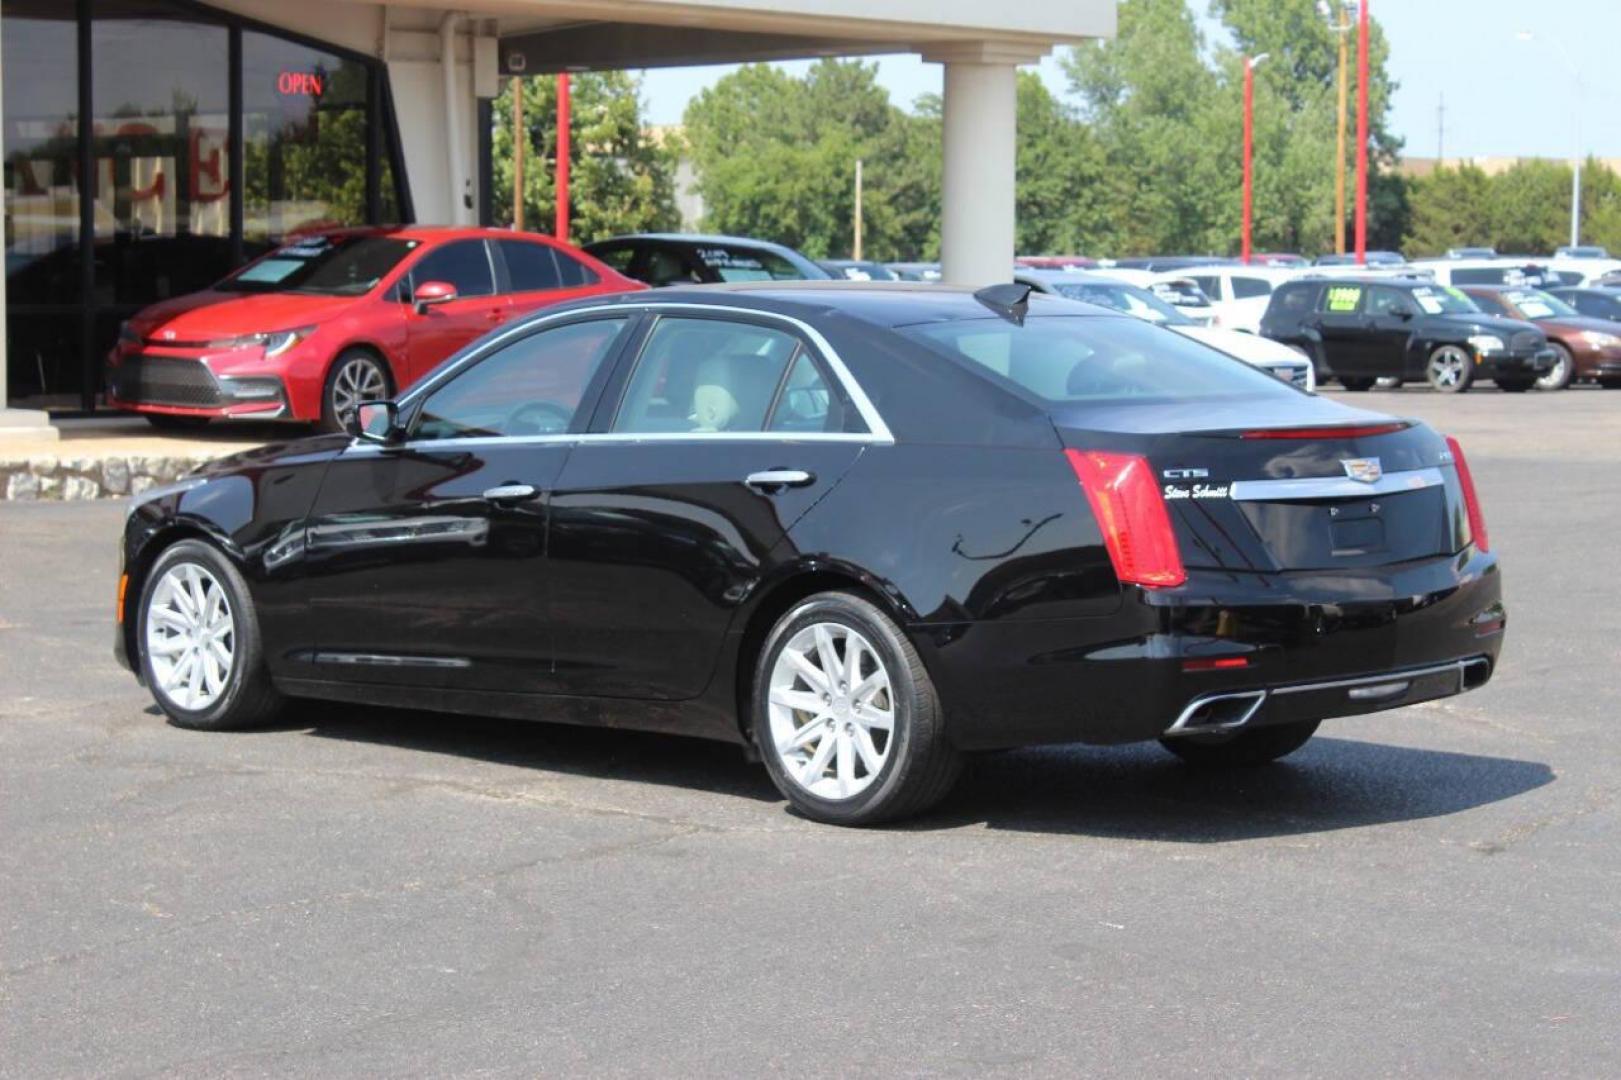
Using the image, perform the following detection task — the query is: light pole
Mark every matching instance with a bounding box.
[1242,53,1269,264]
[555,72,571,243]
[1319,1,1353,255]
[1516,30,1582,248]
[1354,0,1369,265]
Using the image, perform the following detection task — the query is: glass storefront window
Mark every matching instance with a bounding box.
[3,1,409,410]
[91,1,230,326]
[243,32,371,247]
[4,0,80,406]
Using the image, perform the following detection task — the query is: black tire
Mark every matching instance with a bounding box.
[1494,377,1535,393]
[1535,343,1574,391]
[1158,719,1320,769]
[753,591,961,826]
[1425,344,1474,393]
[145,413,211,431]
[1600,377,1621,390]
[1338,376,1375,392]
[136,539,283,731]
[318,349,393,434]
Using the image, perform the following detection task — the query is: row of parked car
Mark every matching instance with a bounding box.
[105,227,1621,435]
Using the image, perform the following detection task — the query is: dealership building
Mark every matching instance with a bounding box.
[0,0,1112,422]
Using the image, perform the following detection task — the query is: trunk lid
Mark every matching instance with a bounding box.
[1053,400,1468,573]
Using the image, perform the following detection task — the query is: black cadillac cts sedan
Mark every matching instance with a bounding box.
[114,283,1506,825]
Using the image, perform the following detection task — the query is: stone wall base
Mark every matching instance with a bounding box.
[0,455,214,501]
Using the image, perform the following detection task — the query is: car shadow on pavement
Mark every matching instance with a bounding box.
[235,702,1553,838]
[923,737,1555,841]
[262,701,781,804]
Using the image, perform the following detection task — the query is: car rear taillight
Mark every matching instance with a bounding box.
[1064,449,1186,589]
[1445,434,1490,553]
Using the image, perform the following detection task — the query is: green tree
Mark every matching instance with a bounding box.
[1014,72,1111,256]
[490,71,679,243]
[1402,164,1492,256]
[1487,159,1572,253]
[683,59,920,260]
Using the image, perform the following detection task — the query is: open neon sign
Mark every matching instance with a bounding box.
[277,71,324,96]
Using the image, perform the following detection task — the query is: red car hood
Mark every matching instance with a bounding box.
[130,290,358,343]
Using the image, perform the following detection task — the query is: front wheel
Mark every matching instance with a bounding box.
[1426,345,1474,393]
[1158,720,1319,768]
[754,592,961,826]
[1535,343,1574,391]
[137,539,283,730]
[319,350,393,434]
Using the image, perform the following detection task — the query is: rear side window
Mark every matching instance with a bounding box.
[1319,284,1364,313]
[410,240,495,298]
[555,250,598,287]
[1269,284,1317,318]
[1232,276,1272,299]
[499,240,562,292]
[589,244,635,272]
[902,316,1299,405]
[613,317,799,433]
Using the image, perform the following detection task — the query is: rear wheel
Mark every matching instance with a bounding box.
[137,539,283,730]
[1158,720,1320,769]
[144,413,211,431]
[754,591,961,826]
[1535,343,1574,391]
[1601,377,1621,390]
[319,350,392,434]
[1426,345,1474,393]
[1338,376,1375,391]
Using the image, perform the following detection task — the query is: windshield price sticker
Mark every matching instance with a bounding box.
[1325,286,1362,312]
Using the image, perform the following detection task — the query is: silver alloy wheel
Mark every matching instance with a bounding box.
[1536,345,1572,391]
[1427,345,1470,391]
[145,562,236,711]
[767,622,894,800]
[330,355,388,427]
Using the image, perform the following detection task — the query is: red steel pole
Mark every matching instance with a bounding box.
[1354,0,1369,264]
[1242,60,1254,265]
[555,72,571,243]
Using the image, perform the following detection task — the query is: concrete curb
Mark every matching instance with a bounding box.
[0,455,216,501]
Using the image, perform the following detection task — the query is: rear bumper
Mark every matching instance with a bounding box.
[923,548,1505,750]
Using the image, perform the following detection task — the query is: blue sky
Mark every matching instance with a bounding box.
[639,0,1616,162]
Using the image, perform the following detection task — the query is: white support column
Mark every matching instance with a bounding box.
[924,42,1046,286]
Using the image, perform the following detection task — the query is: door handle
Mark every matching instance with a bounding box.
[745,469,814,492]
[482,483,539,503]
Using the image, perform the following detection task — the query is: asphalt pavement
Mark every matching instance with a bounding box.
[2,386,1618,1077]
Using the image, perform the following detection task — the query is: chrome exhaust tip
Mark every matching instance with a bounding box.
[1164,689,1268,737]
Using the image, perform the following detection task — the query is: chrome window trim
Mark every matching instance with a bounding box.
[1228,466,1444,502]
[366,300,894,454]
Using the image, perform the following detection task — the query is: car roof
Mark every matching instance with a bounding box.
[290,224,570,246]
[558,280,1117,328]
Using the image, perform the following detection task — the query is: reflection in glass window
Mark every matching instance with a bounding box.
[243,31,370,241]
[409,240,494,298]
[416,319,628,440]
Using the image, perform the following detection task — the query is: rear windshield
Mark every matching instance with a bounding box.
[693,245,811,282]
[902,315,1300,404]
[219,235,417,296]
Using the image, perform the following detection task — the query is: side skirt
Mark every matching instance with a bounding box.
[271,677,745,744]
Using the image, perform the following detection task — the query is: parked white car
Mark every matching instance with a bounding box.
[1015,270,1316,391]
[1406,257,1569,289]
[1160,266,1300,332]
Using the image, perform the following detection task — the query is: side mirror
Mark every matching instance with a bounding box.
[413,280,457,315]
[1394,305,1416,320]
[355,399,401,443]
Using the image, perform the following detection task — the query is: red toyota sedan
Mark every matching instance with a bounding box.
[106,226,642,431]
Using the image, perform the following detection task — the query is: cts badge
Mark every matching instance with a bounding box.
[1342,457,1382,484]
